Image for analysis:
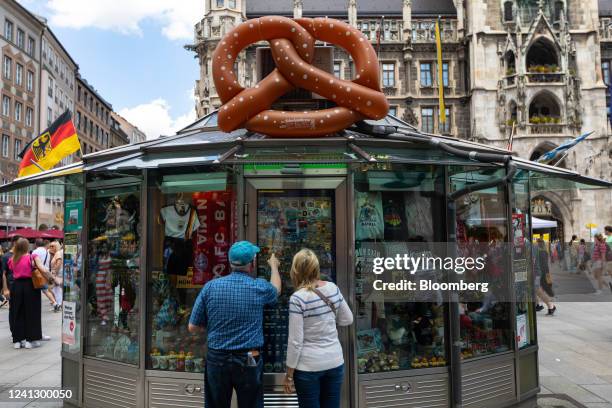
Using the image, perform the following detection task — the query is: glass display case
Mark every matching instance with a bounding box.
[84,185,141,364]
[146,169,238,373]
[62,174,84,354]
[450,166,513,360]
[255,189,336,374]
[354,164,448,373]
[512,176,536,349]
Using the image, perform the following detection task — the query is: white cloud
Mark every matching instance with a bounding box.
[119,98,196,140]
[42,0,202,40]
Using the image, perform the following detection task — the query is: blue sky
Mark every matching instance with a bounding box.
[18,0,204,139]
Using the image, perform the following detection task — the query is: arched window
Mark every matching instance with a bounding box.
[505,51,516,74]
[504,1,514,22]
[529,92,561,122]
[526,37,559,72]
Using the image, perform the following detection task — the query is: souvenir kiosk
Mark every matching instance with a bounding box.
[1,16,609,408]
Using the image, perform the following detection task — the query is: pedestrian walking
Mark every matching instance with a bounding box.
[283,249,354,408]
[31,239,59,311]
[577,239,588,272]
[8,238,52,349]
[535,239,556,315]
[49,241,64,311]
[188,241,281,408]
[0,246,6,308]
[568,235,578,273]
[591,233,611,294]
[605,226,612,290]
[551,240,559,264]
[2,235,21,338]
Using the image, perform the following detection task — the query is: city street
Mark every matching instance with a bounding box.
[0,293,610,407]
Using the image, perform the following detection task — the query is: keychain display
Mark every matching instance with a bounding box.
[256,190,335,374]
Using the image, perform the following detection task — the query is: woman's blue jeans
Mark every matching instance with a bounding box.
[293,364,344,408]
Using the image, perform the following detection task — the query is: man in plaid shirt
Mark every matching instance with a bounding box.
[189,241,281,408]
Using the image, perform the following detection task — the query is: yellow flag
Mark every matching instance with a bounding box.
[435,19,446,124]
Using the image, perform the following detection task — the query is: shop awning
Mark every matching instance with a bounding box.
[6,227,63,239]
[512,157,612,189]
[532,217,558,229]
[0,115,610,194]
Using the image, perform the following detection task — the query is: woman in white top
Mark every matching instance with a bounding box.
[284,249,353,408]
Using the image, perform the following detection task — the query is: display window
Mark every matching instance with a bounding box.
[255,189,336,373]
[84,184,141,364]
[147,169,237,373]
[450,167,513,359]
[354,164,448,374]
[512,176,536,349]
[62,174,84,354]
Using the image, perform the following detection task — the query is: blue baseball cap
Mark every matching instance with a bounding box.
[229,241,260,266]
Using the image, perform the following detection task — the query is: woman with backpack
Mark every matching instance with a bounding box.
[8,238,51,349]
[591,233,611,295]
[283,249,353,408]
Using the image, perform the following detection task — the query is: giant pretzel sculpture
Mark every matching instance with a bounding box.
[213,16,389,137]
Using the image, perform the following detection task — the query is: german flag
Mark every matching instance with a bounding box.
[18,110,81,178]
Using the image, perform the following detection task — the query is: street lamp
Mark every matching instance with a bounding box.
[2,205,13,235]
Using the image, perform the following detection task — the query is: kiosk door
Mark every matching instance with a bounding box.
[246,178,350,408]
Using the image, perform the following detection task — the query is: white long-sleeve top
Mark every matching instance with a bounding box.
[286,282,354,372]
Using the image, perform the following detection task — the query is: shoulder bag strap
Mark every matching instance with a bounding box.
[312,287,337,315]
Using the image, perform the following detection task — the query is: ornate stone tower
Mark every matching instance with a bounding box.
[189,0,246,117]
[466,0,611,238]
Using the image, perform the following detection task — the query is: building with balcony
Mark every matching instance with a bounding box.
[189,0,612,240]
[472,0,611,240]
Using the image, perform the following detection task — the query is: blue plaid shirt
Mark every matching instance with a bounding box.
[189,271,278,350]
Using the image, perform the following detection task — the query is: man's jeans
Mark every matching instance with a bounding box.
[205,349,263,408]
[293,364,344,408]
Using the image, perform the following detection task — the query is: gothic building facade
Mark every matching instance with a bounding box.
[189,0,612,239]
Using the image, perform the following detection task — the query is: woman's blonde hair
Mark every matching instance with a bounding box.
[595,233,604,242]
[290,249,320,290]
[12,237,30,264]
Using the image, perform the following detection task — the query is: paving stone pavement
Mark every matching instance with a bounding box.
[0,295,61,408]
[537,302,612,407]
[0,293,610,408]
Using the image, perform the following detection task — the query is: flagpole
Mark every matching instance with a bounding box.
[30,159,45,172]
[552,151,569,167]
[34,184,39,230]
[507,122,515,151]
[435,16,446,126]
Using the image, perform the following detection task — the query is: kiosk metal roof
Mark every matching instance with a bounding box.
[1,113,610,193]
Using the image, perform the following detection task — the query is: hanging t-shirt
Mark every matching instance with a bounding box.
[404,192,434,242]
[355,191,384,241]
[382,194,408,241]
[160,205,200,238]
